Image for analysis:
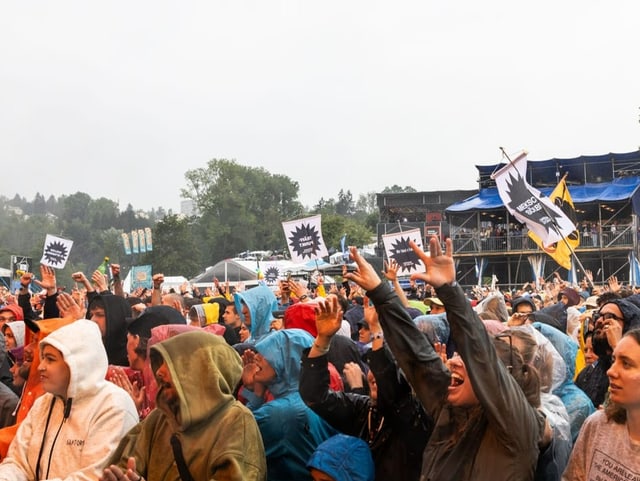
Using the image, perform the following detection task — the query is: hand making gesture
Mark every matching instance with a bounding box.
[408,237,455,288]
[309,296,343,357]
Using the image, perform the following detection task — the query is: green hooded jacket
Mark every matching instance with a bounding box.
[108,330,266,481]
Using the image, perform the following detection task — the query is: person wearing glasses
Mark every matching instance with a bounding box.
[344,237,547,481]
[563,327,640,479]
[577,298,640,409]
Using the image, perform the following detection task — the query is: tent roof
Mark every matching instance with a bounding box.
[447,151,640,214]
[190,258,351,287]
[446,176,640,213]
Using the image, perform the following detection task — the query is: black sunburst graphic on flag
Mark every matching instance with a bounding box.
[504,170,564,236]
[43,241,68,267]
[265,267,280,285]
[553,193,580,243]
[288,223,323,260]
[390,236,421,273]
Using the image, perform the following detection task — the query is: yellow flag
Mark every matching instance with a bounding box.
[528,176,580,269]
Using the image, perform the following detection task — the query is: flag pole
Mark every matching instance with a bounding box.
[491,147,528,180]
[498,148,593,288]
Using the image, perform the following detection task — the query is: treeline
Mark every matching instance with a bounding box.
[0,159,385,282]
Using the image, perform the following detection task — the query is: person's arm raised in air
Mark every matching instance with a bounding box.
[408,237,541,452]
[382,259,410,308]
[298,296,369,436]
[344,245,450,420]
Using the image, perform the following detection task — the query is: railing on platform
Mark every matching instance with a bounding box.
[451,225,635,254]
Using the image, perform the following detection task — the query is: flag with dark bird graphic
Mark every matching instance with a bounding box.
[492,152,575,248]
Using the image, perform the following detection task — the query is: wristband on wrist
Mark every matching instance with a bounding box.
[313,341,330,353]
[372,332,384,341]
[299,294,309,301]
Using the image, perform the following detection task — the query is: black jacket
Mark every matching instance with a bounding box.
[300,344,431,481]
[368,282,543,481]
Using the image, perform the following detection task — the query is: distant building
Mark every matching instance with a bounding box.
[375,189,477,256]
[180,199,198,217]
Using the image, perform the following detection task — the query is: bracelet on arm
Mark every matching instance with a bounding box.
[299,294,309,302]
[371,332,384,341]
[313,341,331,354]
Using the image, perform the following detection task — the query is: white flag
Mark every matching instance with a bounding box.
[282,215,329,263]
[382,228,425,274]
[492,152,575,247]
[40,234,74,269]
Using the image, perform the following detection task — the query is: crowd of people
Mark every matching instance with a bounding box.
[0,237,637,480]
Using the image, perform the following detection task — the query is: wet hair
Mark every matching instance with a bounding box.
[492,336,541,408]
[605,328,640,424]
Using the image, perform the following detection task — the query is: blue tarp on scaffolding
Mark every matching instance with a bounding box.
[446,176,640,213]
[447,150,640,214]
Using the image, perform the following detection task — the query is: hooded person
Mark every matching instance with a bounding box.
[0,316,75,459]
[134,322,226,420]
[1,321,25,351]
[188,299,228,327]
[87,294,132,366]
[307,434,375,481]
[474,294,509,323]
[0,309,25,393]
[0,319,138,480]
[108,305,187,420]
[300,298,432,481]
[580,297,640,408]
[234,285,279,342]
[536,287,581,333]
[533,322,595,442]
[0,332,18,428]
[242,328,336,481]
[0,305,23,327]
[103,330,267,481]
[283,300,362,393]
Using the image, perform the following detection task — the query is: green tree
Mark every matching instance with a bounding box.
[88,198,120,230]
[59,192,92,226]
[182,159,303,265]
[149,214,201,277]
[381,185,417,193]
[336,189,354,216]
[31,193,47,216]
[320,213,375,251]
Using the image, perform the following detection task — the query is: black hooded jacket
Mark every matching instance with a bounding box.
[576,297,640,407]
[88,294,130,366]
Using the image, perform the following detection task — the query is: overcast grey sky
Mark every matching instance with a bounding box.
[2,1,639,213]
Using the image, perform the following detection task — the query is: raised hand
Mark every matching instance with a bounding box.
[383,259,399,282]
[344,246,383,292]
[92,270,108,292]
[362,295,380,332]
[408,237,455,288]
[35,265,57,294]
[314,296,343,340]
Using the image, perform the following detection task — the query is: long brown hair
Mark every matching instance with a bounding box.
[605,328,640,424]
